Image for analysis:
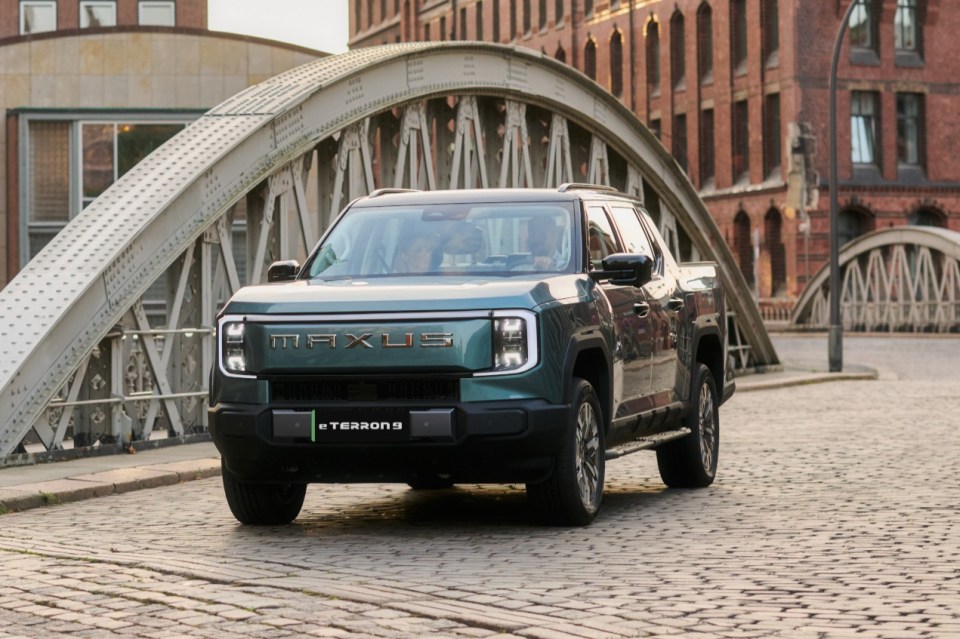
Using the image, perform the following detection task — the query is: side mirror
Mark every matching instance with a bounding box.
[267,260,300,283]
[588,253,653,288]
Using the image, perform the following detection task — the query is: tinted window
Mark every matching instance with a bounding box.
[585,206,620,269]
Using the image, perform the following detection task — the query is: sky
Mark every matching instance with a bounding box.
[208,0,349,54]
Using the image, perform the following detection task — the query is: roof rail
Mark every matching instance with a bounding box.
[368,188,421,198]
[557,183,620,194]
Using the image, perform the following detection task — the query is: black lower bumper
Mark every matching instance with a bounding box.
[210,399,572,485]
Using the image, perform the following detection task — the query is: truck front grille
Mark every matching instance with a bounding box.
[270,379,460,403]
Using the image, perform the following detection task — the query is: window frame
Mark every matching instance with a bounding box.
[670,11,686,91]
[19,0,57,35]
[896,92,924,170]
[699,108,715,187]
[697,3,713,85]
[850,91,880,167]
[138,0,175,27]
[646,18,661,97]
[730,0,748,76]
[79,0,117,29]
[894,0,922,63]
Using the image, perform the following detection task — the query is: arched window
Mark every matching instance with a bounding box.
[697,3,713,84]
[908,207,945,228]
[734,210,754,287]
[839,207,875,247]
[670,11,686,89]
[555,43,566,63]
[765,207,786,296]
[610,29,624,98]
[646,18,661,96]
[584,37,597,80]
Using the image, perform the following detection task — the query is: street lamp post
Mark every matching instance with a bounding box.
[828,1,859,372]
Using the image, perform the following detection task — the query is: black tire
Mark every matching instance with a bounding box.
[407,475,455,490]
[526,379,605,526]
[221,461,306,525]
[656,363,719,488]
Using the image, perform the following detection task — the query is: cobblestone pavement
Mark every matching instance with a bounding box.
[1,336,958,638]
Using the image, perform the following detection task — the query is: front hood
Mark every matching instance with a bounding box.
[224,274,589,315]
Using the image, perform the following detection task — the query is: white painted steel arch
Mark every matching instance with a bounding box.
[792,226,960,331]
[0,43,778,458]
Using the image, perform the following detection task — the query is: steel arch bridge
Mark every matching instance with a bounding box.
[0,43,778,460]
[792,226,960,332]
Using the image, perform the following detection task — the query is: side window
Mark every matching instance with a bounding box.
[610,205,654,258]
[585,206,620,269]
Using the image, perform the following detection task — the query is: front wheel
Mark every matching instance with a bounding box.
[527,378,605,526]
[656,363,719,488]
[221,461,306,525]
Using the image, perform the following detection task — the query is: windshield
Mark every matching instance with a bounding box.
[304,202,578,279]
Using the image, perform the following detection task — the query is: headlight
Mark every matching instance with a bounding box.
[493,317,528,371]
[222,322,247,373]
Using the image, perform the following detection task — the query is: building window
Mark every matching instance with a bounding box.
[493,0,500,41]
[354,0,361,32]
[646,18,661,96]
[896,93,923,168]
[555,43,566,63]
[895,0,919,54]
[380,0,386,22]
[424,21,431,40]
[849,0,877,52]
[510,0,517,39]
[673,114,688,173]
[80,1,116,28]
[699,108,715,186]
[20,0,57,34]
[440,15,446,40]
[460,6,467,38]
[139,0,174,26]
[762,0,779,64]
[839,208,873,246]
[539,0,547,30]
[731,0,747,75]
[851,91,879,166]
[649,118,661,141]
[476,1,484,40]
[367,0,374,28]
[610,29,624,98]
[734,210,754,287]
[908,207,945,227]
[732,99,750,181]
[584,0,594,16]
[82,122,187,209]
[584,38,597,80]
[670,11,686,90]
[697,3,713,84]
[765,208,786,296]
[556,0,564,23]
[395,0,399,13]
[763,92,781,177]
[523,0,531,33]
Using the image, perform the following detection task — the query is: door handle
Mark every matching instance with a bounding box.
[667,297,685,312]
[633,302,650,317]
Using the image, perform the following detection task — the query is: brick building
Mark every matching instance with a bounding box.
[1,0,326,288]
[350,0,959,306]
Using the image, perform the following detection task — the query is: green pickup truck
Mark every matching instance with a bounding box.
[210,185,734,526]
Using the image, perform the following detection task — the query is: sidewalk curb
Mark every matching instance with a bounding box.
[736,369,878,392]
[0,457,221,515]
